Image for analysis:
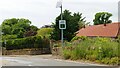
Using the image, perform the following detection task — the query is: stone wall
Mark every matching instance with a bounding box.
[52,47,62,56]
[2,48,51,55]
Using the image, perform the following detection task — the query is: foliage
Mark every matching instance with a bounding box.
[62,37,119,65]
[50,10,87,41]
[37,28,53,38]
[24,30,37,37]
[1,18,38,38]
[93,12,112,25]
[24,25,38,37]
[2,35,17,40]
[52,41,62,47]
[78,18,90,29]
[3,36,50,50]
[71,36,87,42]
[63,49,72,59]
[116,36,120,43]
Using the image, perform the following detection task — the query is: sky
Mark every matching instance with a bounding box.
[0,0,119,28]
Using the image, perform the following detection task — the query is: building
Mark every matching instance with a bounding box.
[76,22,120,38]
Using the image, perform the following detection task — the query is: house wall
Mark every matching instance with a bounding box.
[85,36,118,40]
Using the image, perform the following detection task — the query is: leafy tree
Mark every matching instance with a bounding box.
[24,30,37,37]
[1,18,38,38]
[24,25,38,37]
[78,17,90,29]
[50,10,87,41]
[29,25,38,31]
[41,25,52,28]
[2,25,11,34]
[37,28,53,38]
[93,12,112,25]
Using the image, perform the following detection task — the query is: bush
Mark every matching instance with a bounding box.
[71,36,87,42]
[5,36,50,50]
[34,36,42,48]
[37,28,53,38]
[42,38,50,48]
[116,36,120,42]
[62,37,119,65]
[2,35,17,40]
[101,58,110,64]
[63,49,71,59]
[110,57,119,65]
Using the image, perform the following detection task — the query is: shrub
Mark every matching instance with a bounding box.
[101,58,110,64]
[5,36,50,50]
[37,28,53,39]
[63,49,71,59]
[53,43,61,47]
[42,38,50,48]
[116,36,120,42]
[110,57,119,65]
[2,35,17,40]
[62,37,119,65]
[71,36,87,42]
[34,36,42,48]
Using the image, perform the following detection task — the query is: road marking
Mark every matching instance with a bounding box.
[28,64,32,66]
[2,57,32,64]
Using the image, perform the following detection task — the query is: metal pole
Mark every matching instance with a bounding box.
[61,5,63,47]
[61,29,63,46]
[61,5,62,20]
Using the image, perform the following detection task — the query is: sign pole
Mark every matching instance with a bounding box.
[56,0,65,47]
[61,4,64,47]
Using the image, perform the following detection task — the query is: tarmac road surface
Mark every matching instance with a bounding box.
[1,55,107,66]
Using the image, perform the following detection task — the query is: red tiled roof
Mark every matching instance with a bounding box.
[76,22,120,37]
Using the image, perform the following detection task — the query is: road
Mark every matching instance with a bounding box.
[1,55,106,66]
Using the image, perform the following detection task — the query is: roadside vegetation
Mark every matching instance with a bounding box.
[50,10,88,41]
[51,10,119,65]
[1,18,50,50]
[54,36,119,65]
[1,9,119,65]
[2,36,50,50]
[37,28,53,39]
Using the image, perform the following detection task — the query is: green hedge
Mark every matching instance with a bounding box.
[2,35,17,40]
[4,36,50,50]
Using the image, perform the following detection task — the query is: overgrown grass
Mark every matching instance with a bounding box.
[62,37,119,65]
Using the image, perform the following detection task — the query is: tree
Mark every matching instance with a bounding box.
[1,18,19,34]
[24,25,38,37]
[37,28,53,38]
[93,12,112,25]
[1,18,38,38]
[50,10,87,41]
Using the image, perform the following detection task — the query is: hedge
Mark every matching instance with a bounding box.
[2,35,17,40]
[3,36,50,50]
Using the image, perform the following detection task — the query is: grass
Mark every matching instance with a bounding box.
[61,37,119,65]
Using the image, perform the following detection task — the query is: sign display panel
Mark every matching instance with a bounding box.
[59,20,66,29]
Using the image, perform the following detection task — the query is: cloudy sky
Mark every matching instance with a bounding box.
[0,0,119,28]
